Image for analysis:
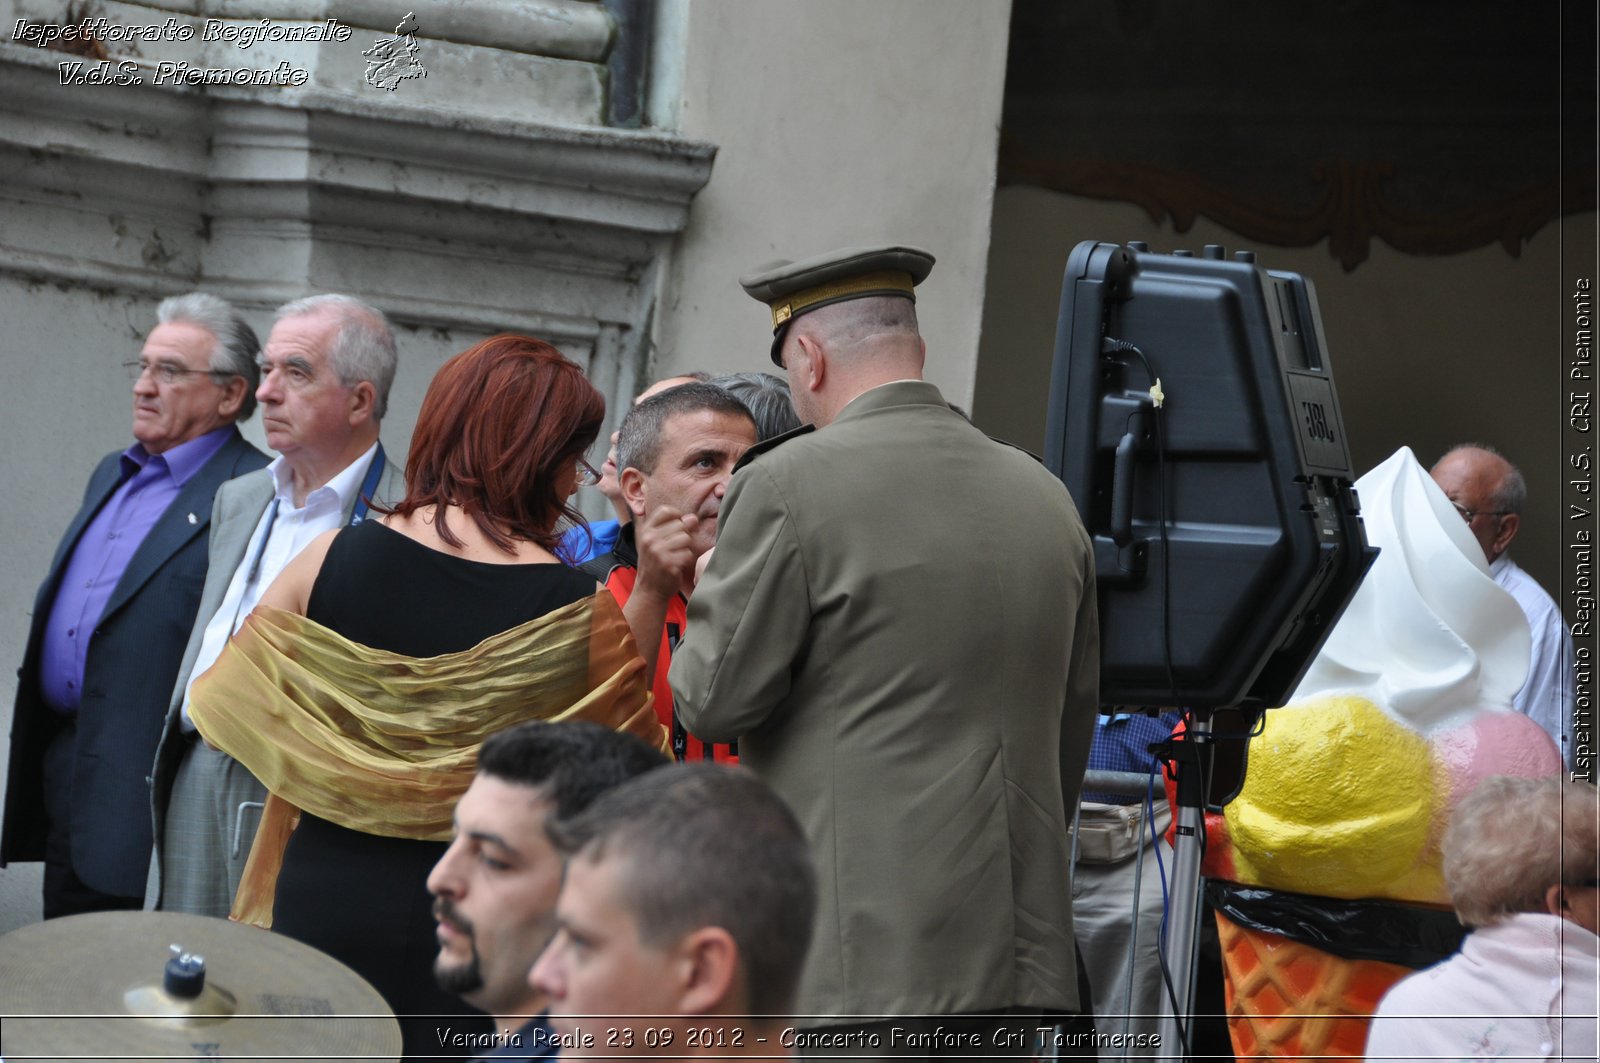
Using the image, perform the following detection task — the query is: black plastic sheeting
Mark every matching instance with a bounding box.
[1207,881,1469,970]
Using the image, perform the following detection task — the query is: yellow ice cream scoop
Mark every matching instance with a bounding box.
[1224,694,1438,900]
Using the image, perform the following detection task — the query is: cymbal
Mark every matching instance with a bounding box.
[0,910,401,1062]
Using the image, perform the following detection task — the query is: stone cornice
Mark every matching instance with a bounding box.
[0,46,717,282]
[132,0,617,62]
[0,46,714,213]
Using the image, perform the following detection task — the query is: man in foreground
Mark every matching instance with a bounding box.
[531,764,815,1057]
[428,720,668,1060]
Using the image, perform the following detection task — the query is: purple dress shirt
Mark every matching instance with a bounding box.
[38,427,234,712]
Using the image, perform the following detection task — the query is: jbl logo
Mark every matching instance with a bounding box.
[1302,401,1336,444]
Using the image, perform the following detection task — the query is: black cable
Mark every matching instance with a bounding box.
[1101,337,1208,1057]
[1101,337,1176,704]
[1145,754,1193,1060]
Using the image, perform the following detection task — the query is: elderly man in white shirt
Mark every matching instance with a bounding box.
[148,294,406,916]
[1431,444,1576,770]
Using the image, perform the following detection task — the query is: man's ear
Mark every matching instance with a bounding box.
[1545,882,1568,918]
[1491,513,1519,558]
[795,334,825,393]
[348,380,377,425]
[216,375,248,420]
[619,467,648,520]
[670,927,740,1016]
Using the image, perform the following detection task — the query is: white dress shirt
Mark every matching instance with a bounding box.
[179,443,379,730]
[1493,555,1576,770]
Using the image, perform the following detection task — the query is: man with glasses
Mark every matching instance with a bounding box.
[1,293,269,917]
[1431,443,1575,768]
[149,293,407,916]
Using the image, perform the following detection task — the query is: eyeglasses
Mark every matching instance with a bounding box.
[1450,500,1509,524]
[575,458,602,487]
[124,359,217,385]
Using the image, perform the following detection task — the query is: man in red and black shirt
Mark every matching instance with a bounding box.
[581,383,757,761]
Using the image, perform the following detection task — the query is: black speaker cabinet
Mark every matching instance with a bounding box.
[1043,241,1377,709]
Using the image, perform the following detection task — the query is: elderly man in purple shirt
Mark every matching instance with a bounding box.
[1,293,268,917]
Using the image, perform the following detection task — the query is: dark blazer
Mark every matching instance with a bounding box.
[1,429,268,897]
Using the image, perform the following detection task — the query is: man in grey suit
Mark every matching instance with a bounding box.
[2,293,268,917]
[149,294,406,916]
[672,246,1100,1047]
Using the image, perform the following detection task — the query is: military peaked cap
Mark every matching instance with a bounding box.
[740,244,935,365]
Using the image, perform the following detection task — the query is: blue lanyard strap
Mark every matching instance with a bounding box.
[348,443,386,527]
[227,445,388,638]
[238,444,385,618]
[243,498,281,589]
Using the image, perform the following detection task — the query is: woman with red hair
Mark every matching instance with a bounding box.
[189,335,662,1058]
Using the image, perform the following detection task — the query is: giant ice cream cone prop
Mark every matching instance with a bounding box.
[1206,448,1564,1060]
[1215,910,1414,1060]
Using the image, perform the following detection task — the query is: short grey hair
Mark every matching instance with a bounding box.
[616,382,756,477]
[1438,442,1527,516]
[156,292,261,419]
[274,294,398,421]
[793,294,920,352]
[1443,775,1597,927]
[708,372,801,441]
[548,764,816,1015]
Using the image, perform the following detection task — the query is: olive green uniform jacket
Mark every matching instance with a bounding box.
[671,379,1100,1021]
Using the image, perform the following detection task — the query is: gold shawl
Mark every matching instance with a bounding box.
[189,592,663,928]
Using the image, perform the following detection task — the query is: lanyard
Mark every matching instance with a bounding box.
[242,497,281,591]
[348,443,386,527]
[230,444,386,634]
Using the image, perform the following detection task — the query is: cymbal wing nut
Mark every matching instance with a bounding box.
[164,945,206,999]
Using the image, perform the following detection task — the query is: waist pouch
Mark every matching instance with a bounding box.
[1075,799,1172,865]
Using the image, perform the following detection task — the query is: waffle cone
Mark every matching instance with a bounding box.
[1215,910,1413,1060]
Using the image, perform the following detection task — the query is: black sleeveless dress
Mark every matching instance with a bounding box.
[269,520,594,1060]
